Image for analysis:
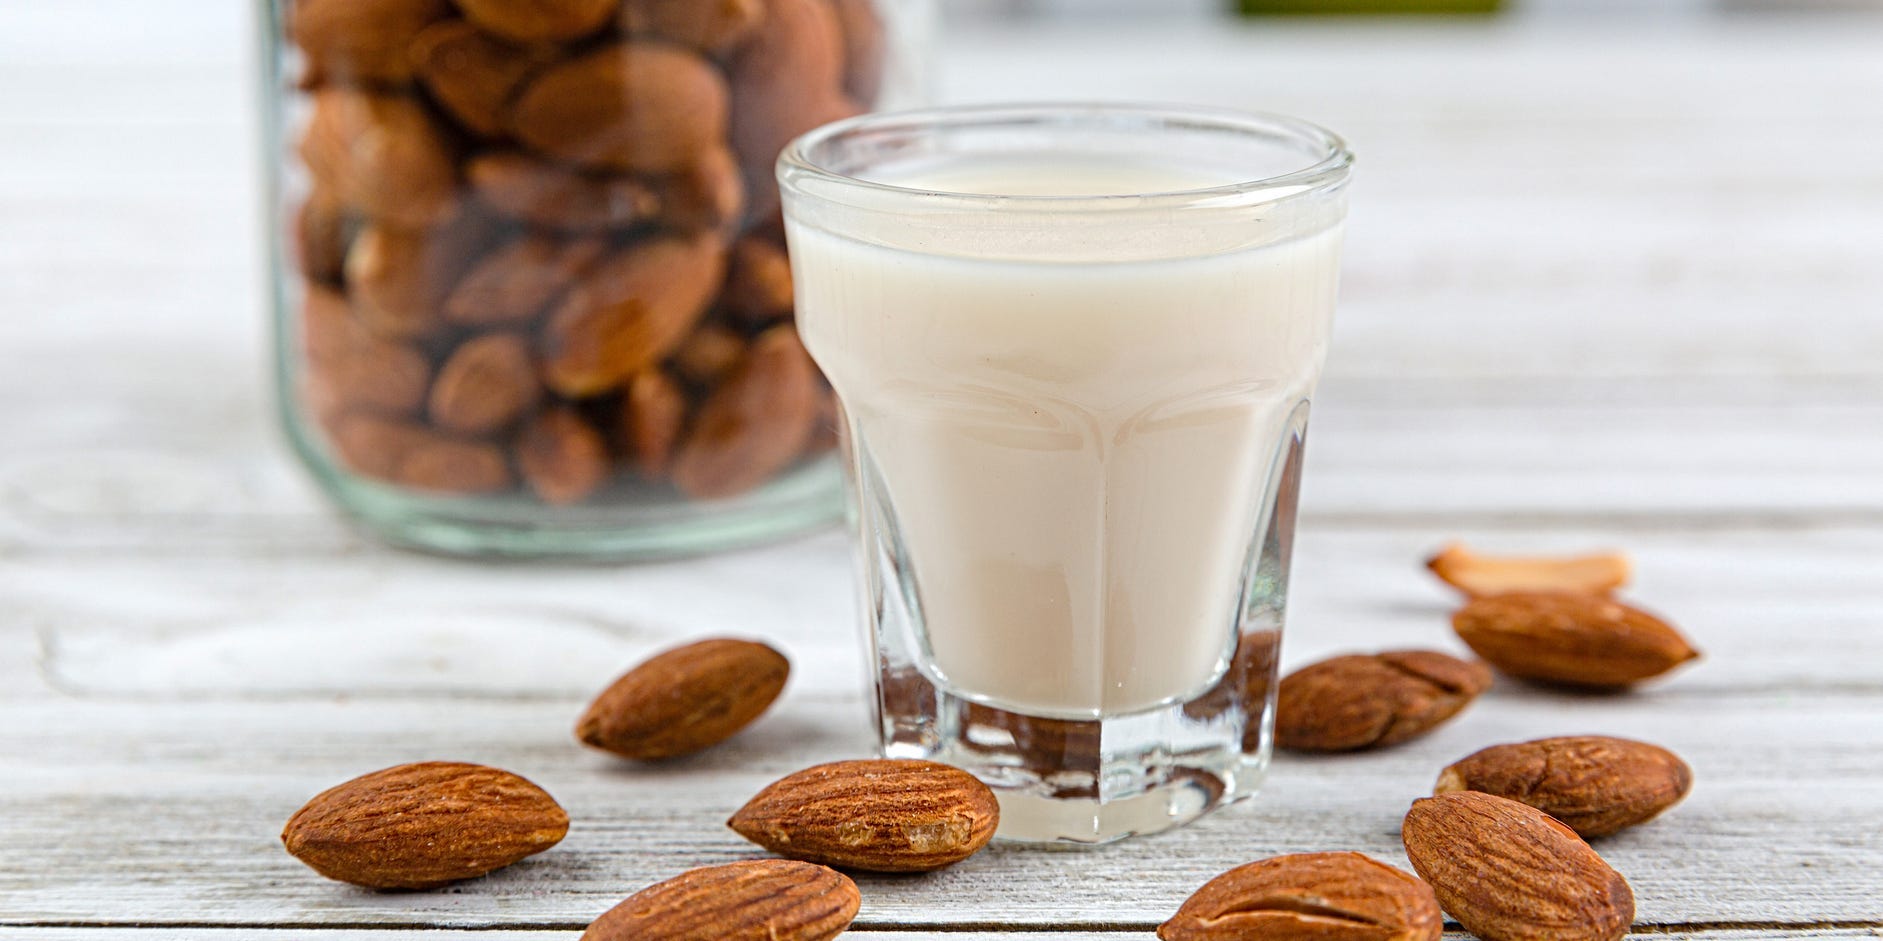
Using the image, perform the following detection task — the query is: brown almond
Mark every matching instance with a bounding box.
[669,325,818,499]
[622,0,766,54]
[455,0,617,43]
[409,20,556,138]
[671,324,746,386]
[428,333,541,435]
[324,412,433,479]
[281,761,567,889]
[582,859,858,941]
[577,637,789,759]
[295,188,355,286]
[1402,791,1634,941]
[721,236,794,324]
[1159,851,1442,941]
[344,224,455,339]
[828,0,885,104]
[300,89,459,228]
[396,432,514,494]
[509,43,729,174]
[1427,543,1631,598]
[301,285,433,417]
[445,234,608,327]
[1436,735,1693,838]
[729,758,999,872]
[655,146,746,233]
[1275,650,1491,752]
[467,152,661,233]
[518,406,612,505]
[291,0,449,86]
[1452,592,1700,688]
[621,368,689,477]
[541,233,727,397]
[727,0,853,221]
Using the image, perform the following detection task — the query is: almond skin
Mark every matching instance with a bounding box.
[1275,650,1492,752]
[669,324,818,499]
[1159,852,1442,941]
[1452,592,1700,688]
[509,43,729,174]
[728,758,999,872]
[1427,543,1631,598]
[1436,736,1693,838]
[1402,791,1634,941]
[281,761,567,889]
[577,637,789,760]
[582,859,859,941]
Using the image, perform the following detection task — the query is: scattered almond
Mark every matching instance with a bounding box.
[1159,851,1442,941]
[1427,543,1631,598]
[1452,592,1700,688]
[1275,650,1491,752]
[1436,735,1693,838]
[729,758,999,872]
[281,761,567,889]
[1402,791,1634,941]
[582,859,859,941]
[577,637,789,760]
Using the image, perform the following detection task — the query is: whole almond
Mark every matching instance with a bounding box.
[1452,592,1700,688]
[396,432,514,494]
[445,234,609,327]
[518,406,612,505]
[655,146,746,233]
[295,188,355,286]
[1159,852,1442,941]
[510,44,729,174]
[728,758,999,872]
[410,20,555,138]
[468,152,661,233]
[344,224,454,339]
[291,0,448,86]
[323,412,434,479]
[429,333,541,435]
[541,234,727,397]
[669,325,818,499]
[621,368,689,477]
[728,0,854,221]
[302,285,433,418]
[1275,650,1491,752]
[300,89,458,228]
[721,236,794,324]
[1427,543,1631,598]
[622,0,767,53]
[671,324,747,386]
[281,761,567,889]
[1402,791,1634,941]
[1436,735,1693,838]
[582,859,858,941]
[577,637,789,760]
[456,0,617,42]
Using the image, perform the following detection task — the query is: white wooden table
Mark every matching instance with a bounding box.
[3,3,1882,938]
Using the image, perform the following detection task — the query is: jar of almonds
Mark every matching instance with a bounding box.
[265,0,927,556]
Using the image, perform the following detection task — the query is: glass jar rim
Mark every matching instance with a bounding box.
[778,102,1354,215]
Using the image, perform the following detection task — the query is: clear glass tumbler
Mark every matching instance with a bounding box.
[780,104,1352,843]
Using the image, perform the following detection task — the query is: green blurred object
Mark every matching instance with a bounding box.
[1237,0,1501,13]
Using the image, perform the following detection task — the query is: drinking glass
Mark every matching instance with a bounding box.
[779,104,1352,843]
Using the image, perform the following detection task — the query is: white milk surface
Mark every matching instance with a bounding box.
[791,155,1342,717]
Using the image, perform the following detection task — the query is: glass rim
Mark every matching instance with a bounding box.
[778,102,1354,214]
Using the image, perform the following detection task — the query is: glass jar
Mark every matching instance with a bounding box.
[261,0,929,557]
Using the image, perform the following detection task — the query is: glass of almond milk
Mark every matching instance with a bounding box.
[779,104,1352,843]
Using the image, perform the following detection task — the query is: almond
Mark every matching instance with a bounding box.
[281,761,567,889]
[1159,852,1442,941]
[655,146,746,233]
[727,0,853,221]
[1452,592,1700,688]
[1275,650,1491,752]
[300,89,459,228]
[541,233,727,397]
[295,188,355,286]
[468,151,662,233]
[396,431,515,494]
[582,859,858,941]
[721,236,794,324]
[670,325,818,499]
[302,285,433,417]
[1436,735,1693,838]
[729,758,999,872]
[324,412,433,479]
[1402,791,1634,941]
[509,43,729,174]
[445,234,608,327]
[428,333,541,435]
[577,638,787,759]
[828,0,886,104]
[290,0,449,86]
[620,368,689,477]
[518,406,612,505]
[410,20,556,138]
[1427,543,1631,598]
[621,0,767,54]
[455,0,617,43]
[670,324,746,386]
